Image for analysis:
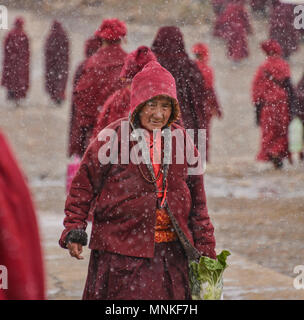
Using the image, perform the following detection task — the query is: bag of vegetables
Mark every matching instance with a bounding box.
[189,250,231,300]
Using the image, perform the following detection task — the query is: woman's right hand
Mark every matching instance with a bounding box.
[67,242,84,260]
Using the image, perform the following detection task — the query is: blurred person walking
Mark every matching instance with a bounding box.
[213,0,252,62]
[252,40,295,169]
[0,130,45,300]
[151,26,206,148]
[269,0,300,59]
[68,35,103,159]
[45,21,69,105]
[71,19,127,158]
[1,17,30,107]
[192,43,223,162]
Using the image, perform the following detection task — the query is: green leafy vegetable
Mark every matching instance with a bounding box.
[189,250,231,300]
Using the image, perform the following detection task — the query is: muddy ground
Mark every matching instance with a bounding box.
[0,3,304,299]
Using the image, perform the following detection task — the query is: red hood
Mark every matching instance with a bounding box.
[129,61,180,126]
[192,43,209,64]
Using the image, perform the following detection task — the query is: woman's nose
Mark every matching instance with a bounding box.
[153,106,163,119]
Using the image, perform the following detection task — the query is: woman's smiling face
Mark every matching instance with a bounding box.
[139,96,173,131]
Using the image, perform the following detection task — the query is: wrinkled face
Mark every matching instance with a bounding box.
[139,96,173,131]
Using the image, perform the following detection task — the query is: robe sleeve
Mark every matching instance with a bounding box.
[59,136,111,248]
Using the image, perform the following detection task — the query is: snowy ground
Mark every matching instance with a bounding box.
[1,5,304,299]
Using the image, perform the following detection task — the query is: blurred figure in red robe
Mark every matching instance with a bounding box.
[269,1,300,59]
[252,40,294,169]
[1,17,30,106]
[151,26,205,148]
[68,35,103,158]
[213,0,252,62]
[192,43,223,162]
[45,21,69,105]
[71,19,127,157]
[0,130,45,300]
[92,46,157,140]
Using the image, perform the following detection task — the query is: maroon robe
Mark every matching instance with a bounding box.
[59,61,216,300]
[252,43,291,162]
[193,43,222,162]
[68,36,103,157]
[213,0,252,38]
[269,2,300,59]
[151,26,206,148]
[1,18,30,101]
[70,43,127,157]
[45,21,69,104]
[0,131,45,300]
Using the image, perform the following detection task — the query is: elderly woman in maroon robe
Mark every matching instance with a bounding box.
[59,61,216,300]
[269,1,300,59]
[252,40,294,169]
[0,130,45,300]
[68,35,103,158]
[45,20,69,105]
[71,18,127,158]
[213,0,252,62]
[1,17,30,106]
[151,26,206,148]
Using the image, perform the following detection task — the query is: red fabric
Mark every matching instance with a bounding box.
[252,56,291,161]
[0,131,45,300]
[269,3,300,58]
[130,61,178,115]
[193,43,222,161]
[261,39,282,57]
[213,2,252,39]
[151,27,206,142]
[82,242,190,300]
[225,22,249,61]
[70,43,127,156]
[95,18,127,42]
[1,17,30,100]
[91,86,131,140]
[45,21,69,104]
[68,36,103,157]
[85,36,103,58]
[120,46,156,81]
